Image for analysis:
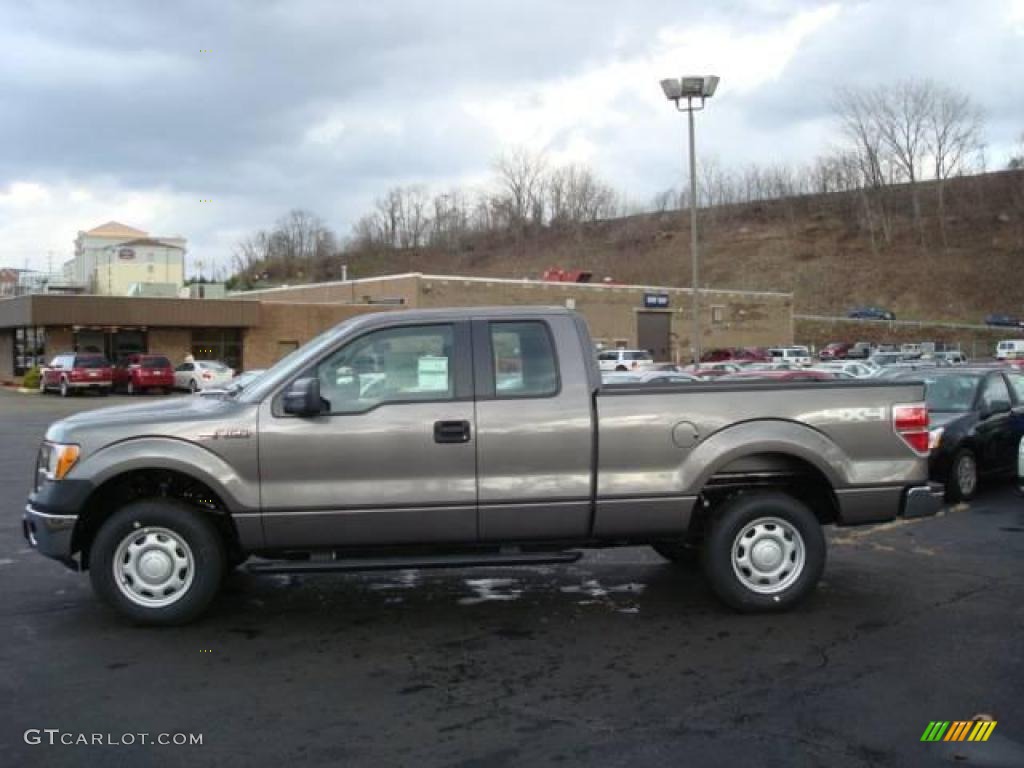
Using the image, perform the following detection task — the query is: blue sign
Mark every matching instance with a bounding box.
[644,293,669,308]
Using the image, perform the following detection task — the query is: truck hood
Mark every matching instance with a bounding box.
[45,395,259,451]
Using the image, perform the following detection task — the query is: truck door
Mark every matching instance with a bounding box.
[471,316,595,541]
[257,321,477,548]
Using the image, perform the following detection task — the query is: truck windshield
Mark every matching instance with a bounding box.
[237,319,361,404]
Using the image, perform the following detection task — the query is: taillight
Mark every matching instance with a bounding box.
[202,372,212,380]
[894,403,929,454]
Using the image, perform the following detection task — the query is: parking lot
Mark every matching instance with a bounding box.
[1,389,1022,767]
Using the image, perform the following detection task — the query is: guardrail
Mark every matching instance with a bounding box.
[795,314,1010,333]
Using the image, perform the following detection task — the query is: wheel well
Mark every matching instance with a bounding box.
[691,452,839,537]
[72,468,242,570]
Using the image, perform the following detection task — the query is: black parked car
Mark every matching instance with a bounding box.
[848,306,895,321]
[984,313,1021,328]
[893,368,1024,500]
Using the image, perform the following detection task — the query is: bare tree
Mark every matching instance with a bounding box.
[493,147,548,232]
[927,85,984,243]
[834,85,896,247]
[1007,132,1024,170]
[546,164,617,226]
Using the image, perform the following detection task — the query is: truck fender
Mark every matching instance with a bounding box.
[680,420,850,493]
[70,437,259,513]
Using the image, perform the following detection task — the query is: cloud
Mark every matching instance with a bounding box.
[0,0,1020,273]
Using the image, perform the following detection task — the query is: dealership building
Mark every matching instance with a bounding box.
[0,272,793,381]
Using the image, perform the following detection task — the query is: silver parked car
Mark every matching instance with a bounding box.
[174,360,235,393]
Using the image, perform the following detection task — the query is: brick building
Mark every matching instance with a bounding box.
[240,273,794,362]
[0,272,793,381]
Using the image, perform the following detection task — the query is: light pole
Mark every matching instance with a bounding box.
[660,75,719,367]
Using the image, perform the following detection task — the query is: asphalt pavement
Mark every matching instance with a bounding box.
[1,389,1022,767]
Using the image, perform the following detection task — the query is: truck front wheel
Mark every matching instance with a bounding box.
[88,499,226,626]
[702,491,825,613]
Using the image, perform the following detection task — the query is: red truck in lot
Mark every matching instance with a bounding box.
[39,353,113,397]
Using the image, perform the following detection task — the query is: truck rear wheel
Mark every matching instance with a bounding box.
[88,499,226,626]
[702,491,825,613]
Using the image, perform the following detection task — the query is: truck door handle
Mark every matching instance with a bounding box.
[434,420,471,444]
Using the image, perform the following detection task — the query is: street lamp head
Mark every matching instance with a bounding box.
[660,75,720,102]
[660,78,683,101]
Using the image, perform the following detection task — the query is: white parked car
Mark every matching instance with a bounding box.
[813,361,875,378]
[995,340,1024,360]
[174,360,235,393]
[767,346,812,366]
[597,349,655,372]
[931,351,968,365]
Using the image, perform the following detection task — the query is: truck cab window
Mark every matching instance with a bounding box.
[315,324,455,413]
[490,321,558,397]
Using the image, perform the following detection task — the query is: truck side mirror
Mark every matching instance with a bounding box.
[282,377,323,416]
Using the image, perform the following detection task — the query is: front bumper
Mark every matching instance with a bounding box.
[24,477,94,569]
[901,482,945,519]
[23,504,79,569]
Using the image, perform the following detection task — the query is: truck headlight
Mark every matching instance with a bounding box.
[37,442,80,484]
[928,428,944,451]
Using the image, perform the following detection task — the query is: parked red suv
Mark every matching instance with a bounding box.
[39,353,113,397]
[819,342,853,360]
[701,347,771,363]
[113,354,175,394]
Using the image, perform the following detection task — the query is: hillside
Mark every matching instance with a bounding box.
[236,170,1024,324]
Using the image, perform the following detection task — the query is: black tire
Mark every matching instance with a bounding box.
[189,379,198,393]
[88,499,226,626]
[945,448,978,502]
[652,541,701,568]
[701,491,826,613]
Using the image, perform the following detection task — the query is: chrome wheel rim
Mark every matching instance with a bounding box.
[113,526,194,608]
[60,380,67,396]
[957,455,977,496]
[731,517,805,595]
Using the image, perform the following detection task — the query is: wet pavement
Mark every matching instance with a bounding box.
[1,390,1022,767]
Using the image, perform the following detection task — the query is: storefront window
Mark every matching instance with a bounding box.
[191,328,243,371]
[13,326,46,374]
[72,329,148,361]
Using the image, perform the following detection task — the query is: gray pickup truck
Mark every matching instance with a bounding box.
[25,307,943,624]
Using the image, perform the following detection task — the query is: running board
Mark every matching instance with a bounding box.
[244,550,582,575]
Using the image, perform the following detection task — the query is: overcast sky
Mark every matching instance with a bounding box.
[1,0,1022,275]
